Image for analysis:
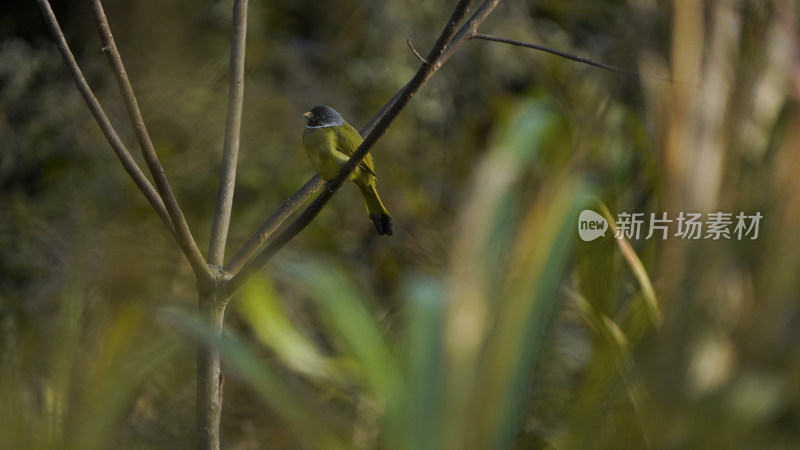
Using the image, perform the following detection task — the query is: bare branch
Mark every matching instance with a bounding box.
[208,0,249,266]
[360,82,409,137]
[34,0,174,234]
[441,0,501,63]
[472,33,638,76]
[361,0,501,136]
[407,38,429,64]
[425,0,477,65]
[197,3,249,448]
[225,175,324,276]
[88,0,214,287]
[221,0,482,299]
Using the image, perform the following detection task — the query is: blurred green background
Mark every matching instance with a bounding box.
[2,0,799,448]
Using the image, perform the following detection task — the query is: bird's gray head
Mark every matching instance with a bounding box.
[303,105,346,128]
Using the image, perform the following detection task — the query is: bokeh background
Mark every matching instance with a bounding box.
[2,0,799,448]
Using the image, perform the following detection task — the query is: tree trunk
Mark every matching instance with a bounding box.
[196,296,226,450]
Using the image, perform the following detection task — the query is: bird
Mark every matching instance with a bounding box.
[302,105,393,236]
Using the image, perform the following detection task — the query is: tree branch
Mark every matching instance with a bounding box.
[88,0,214,288]
[34,0,174,235]
[360,82,409,138]
[471,33,638,76]
[361,0,501,137]
[441,0,501,63]
[220,0,490,299]
[225,175,324,276]
[407,38,429,64]
[198,4,249,448]
[208,0,249,266]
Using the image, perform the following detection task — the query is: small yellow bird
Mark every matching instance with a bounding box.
[302,105,393,236]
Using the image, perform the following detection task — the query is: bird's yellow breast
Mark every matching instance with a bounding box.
[302,126,354,181]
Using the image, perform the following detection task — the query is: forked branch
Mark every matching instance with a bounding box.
[221,0,506,297]
[225,175,324,275]
[88,0,214,287]
[34,0,174,234]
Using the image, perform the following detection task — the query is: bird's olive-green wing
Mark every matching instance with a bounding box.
[333,122,376,177]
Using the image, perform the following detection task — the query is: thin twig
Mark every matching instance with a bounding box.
[208,0,249,266]
[225,175,324,276]
[407,38,429,64]
[221,0,483,299]
[34,0,174,234]
[472,33,638,76]
[88,0,214,287]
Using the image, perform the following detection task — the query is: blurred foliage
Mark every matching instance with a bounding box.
[2,0,800,449]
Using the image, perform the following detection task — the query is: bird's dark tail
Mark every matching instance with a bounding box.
[358,181,393,236]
